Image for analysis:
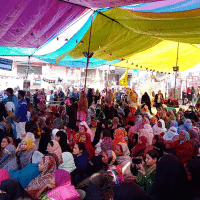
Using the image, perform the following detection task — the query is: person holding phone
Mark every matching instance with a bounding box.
[133,150,158,192]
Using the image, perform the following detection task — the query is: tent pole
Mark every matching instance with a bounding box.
[26,56,31,80]
[174,43,179,106]
[84,12,94,90]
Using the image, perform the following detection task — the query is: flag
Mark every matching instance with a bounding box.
[119,69,128,87]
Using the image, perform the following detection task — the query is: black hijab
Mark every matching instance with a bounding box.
[38,127,51,154]
[150,154,191,200]
[0,178,33,200]
[102,130,111,138]
[56,130,72,153]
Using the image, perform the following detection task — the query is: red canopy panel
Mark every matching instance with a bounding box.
[0,0,87,48]
[64,0,165,9]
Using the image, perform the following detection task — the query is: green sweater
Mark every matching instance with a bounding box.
[136,165,156,192]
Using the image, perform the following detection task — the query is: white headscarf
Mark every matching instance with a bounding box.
[32,151,44,164]
[139,124,154,146]
[58,152,76,173]
[52,128,59,140]
[163,127,178,141]
[153,119,167,135]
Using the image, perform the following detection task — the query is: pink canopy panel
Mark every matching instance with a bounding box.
[0,0,87,48]
[64,0,165,8]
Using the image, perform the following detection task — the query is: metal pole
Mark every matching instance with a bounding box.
[26,56,31,79]
[174,43,179,106]
[84,12,94,89]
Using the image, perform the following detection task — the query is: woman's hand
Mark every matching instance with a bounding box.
[138,164,146,175]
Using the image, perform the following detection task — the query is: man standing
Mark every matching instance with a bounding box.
[12,90,27,139]
[155,90,164,109]
[58,88,65,101]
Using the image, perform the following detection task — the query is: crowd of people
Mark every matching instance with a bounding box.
[0,86,199,200]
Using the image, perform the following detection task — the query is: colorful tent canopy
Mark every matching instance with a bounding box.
[69,13,161,61]
[122,0,200,12]
[0,0,87,48]
[63,0,165,9]
[114,41,200,72]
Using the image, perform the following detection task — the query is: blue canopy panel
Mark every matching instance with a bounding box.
[122,0,200,12]
[34,54,119,68]
[0,47,37,56]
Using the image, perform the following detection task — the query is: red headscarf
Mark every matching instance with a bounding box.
[81,132,95,159]
[131,136,147,157]
[125,107,136,125]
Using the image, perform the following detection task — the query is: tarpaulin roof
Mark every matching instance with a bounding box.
[0,0,87,48]
[114,41,200,72]
[62,0,165,9]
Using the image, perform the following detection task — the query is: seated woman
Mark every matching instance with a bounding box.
[135,150,158,192]
[38,127,51,154]
[16,138,35,169]
[102,150,124,184]
[0,136,13,158]
[163,127,179,147]
[113,128,127,150]
[115,142,135,181]
[150,154,191,200]
[46,140,63,165]
[73,142,89,170]
[153,119,167,135]
[139,124,154,146]
[55,130,72,153]
[71,124,87,149]
[0,178,33,200]
[108,117,121,139]
[0,145,18,171]
[45,169,81,200]
[58,152,76,173]
[80,132,95,159]
[26,155,57,199]
[170,130,194,164]
[95,130,114,156]
[131,136,147,157]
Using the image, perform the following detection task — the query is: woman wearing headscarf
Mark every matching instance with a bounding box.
[185,158,200,199]
[128,117,150,140]
[46,169,81,200]
[77,91,88,123]
[170,120,178,129]
[113,128,126,150]
[0,136,13,158]
[170,130,194,164]
[26,156,57,200]
[141,92,152,114]
[153,119,167,135]
[0,178,33,200]
[115,142,135,181]
[80,132,95,159]
[125,107,136,125]
[102,150,124,184]
[16,138,35,169]
[131,136,147,157]
[95,129,114,156]
[0,145,18,171]
[55,130,72,153]
[58,152,76,173]
[0,169,9,185]
[46,140,63,165]
[184,119,194,131]
[187,129,199,158]
[163,127,179,147]
[139,124,154,146]
[150,154,191,200]
[38,127,51,154]
[150,117,157,128]
[79,121,94,142]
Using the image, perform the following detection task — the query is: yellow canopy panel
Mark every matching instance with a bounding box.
[103,8,200,45]
[114,41,200,72]
[69,13,161,61]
